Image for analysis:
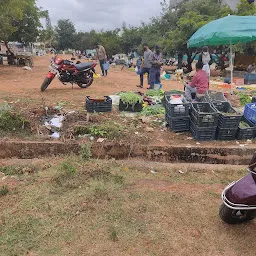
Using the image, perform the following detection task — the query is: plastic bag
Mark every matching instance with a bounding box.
[135,66,141,75]
[103,62,110,71]
[202,63,210,77]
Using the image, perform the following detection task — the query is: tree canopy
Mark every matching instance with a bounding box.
[55,19,76,50]
[1,0,255,59]
[0,0,42,44]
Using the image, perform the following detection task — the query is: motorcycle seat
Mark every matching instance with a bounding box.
[75,62,94,71]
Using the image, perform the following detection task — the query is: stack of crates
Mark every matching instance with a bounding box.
[165,94,190,132]
[190,103,219,140]
[212,102,242,140]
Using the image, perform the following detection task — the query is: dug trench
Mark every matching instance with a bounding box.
[0,140,255,165]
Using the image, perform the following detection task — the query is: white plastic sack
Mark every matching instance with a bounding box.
[109,95,121,105]
[203,63,210,78]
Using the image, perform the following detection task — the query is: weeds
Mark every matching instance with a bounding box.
[0,165,37,175]
[80,143,92,160]
[0,185,9,196]
[53,161,78,187]
[0,104,30,135]
[89,121,124,139]
[75,121,124,139]
[0,102,12,112]
[109,227,118,242]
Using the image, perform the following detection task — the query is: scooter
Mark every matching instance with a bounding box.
[220,152,256,224]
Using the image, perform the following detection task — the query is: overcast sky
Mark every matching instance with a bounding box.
[37,0,163,31]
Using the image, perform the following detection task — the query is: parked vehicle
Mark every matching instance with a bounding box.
[220,152,256,224]
[41,56,97,91]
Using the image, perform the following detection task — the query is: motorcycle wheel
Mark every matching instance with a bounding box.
[219,203,256,224]
[77,72,94,89]
[41,77,53,92]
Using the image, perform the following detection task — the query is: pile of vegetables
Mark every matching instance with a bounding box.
[238,93,251,106]
[120,92,143,105]
[145,90,164,97]
[141,106,165,116]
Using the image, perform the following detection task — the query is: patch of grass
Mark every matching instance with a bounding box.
[74,121,124,139]
[109,227,118,242]
[0,185,9,196]
[1,216,43,254]
[0,165,37,176]
[0,102,12,112]
[89,121,124,139]
[1,160,254,256]
[74,126,90,136]
[0,105,30,136]
[53,161,78,187]
[80,143,92,160]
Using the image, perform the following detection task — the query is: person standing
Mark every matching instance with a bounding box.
[95,43,107,76]
[149,45,163,89]
[198,46,213,81]
[137,43,152,88]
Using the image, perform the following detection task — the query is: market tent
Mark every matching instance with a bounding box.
[188,15,256,48]
[188,15,256,90]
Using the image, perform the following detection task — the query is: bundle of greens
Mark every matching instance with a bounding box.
[141,106,165,116]
[238,93,251,106]
[120,92,143,105]
[145,90,164,97]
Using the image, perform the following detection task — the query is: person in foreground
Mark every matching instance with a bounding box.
[149,45,163,89]
[137,43,152,88]
[185,62,209,102]
[95,43,107,76]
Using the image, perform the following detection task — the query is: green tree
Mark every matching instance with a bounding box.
[39,10,55,47]
[9,0,41,44]
[157,0,232,71]
[236,0,256,16]
[55,19,76,50]
[0,0,42,51]
[99,29,121,56]
[120,24,142,54]
[0,0,25,41]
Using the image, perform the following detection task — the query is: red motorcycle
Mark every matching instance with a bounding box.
[41,56,97,91]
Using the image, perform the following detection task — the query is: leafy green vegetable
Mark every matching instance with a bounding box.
[238,93,251,106]
[145,90,164,97]
[141,106,165,116]
[239,121,250,128]
[120,92,143,105]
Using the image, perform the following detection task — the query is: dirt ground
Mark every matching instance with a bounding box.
[0,55,184,109]
[0,55,254,147]
[0,157,255,256]
[1,58,256,256]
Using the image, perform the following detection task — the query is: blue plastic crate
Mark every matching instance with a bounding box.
[244,103,256,124]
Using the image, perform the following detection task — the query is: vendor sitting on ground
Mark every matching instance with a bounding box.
[185,62,209,102]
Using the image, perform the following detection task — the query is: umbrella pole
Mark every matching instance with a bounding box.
[230,40,233,95]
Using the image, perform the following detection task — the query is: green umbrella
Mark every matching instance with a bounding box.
[188,15,256,90]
